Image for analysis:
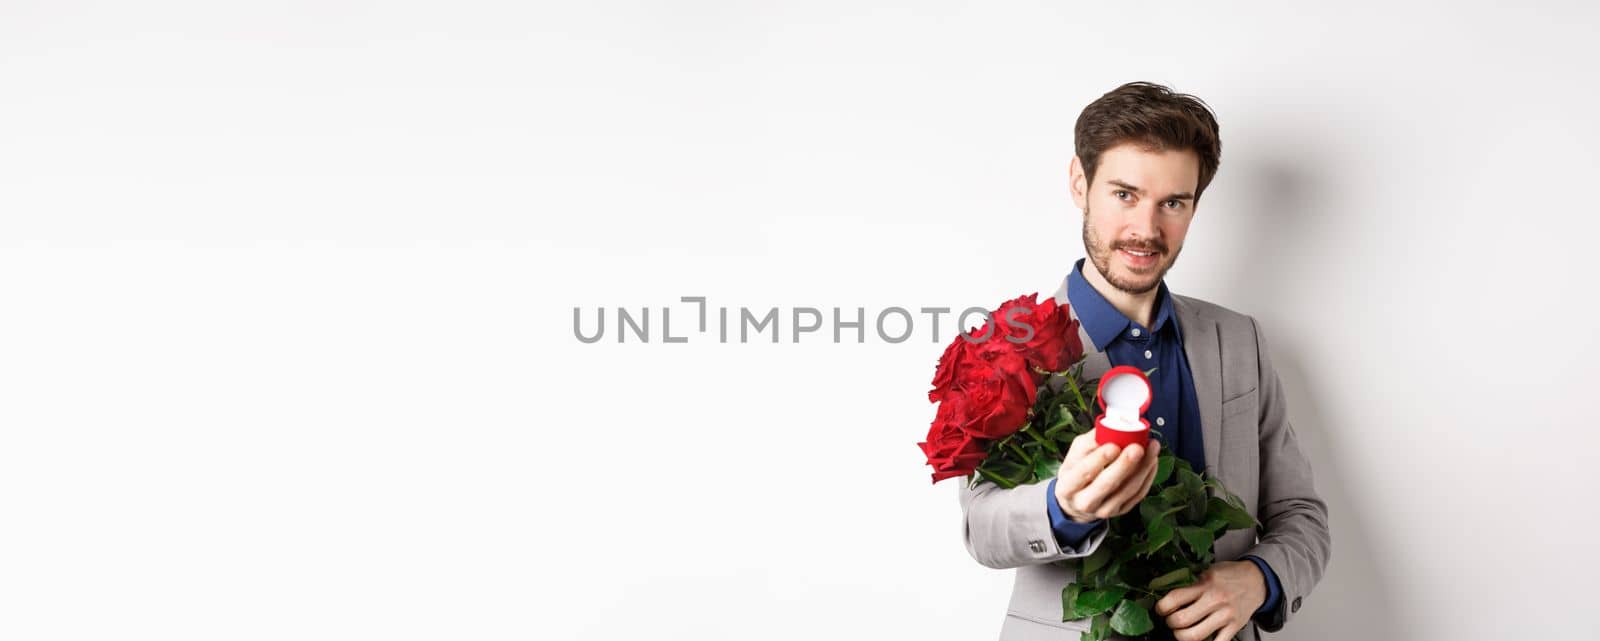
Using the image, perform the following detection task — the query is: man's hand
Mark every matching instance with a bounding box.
[1154,560,1267,641]
[1053,431,1161,523]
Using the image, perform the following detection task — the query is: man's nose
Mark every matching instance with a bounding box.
[1125,203,1160,238]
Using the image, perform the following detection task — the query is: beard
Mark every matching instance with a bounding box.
[1081,205,1181,296]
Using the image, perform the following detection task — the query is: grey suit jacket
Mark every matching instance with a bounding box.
[958,277,1332,640]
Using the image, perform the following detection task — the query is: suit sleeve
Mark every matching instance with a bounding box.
[958,476,1109,569]
[1240,316,1333,632]
[1046,477,1106,547]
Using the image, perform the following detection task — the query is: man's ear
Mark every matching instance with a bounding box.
[1068,155,1088,210]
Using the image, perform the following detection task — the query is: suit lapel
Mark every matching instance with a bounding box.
[1172,295,1224,477]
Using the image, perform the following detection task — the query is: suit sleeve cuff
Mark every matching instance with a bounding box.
[1045,477,1104,548]
[1243,554,1283,618]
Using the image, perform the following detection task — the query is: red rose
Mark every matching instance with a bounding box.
[1020,297,1084,372]
[918,396,988,483]
[955,342,1036,439]
[927,330,968,404]
[990,294,1083,372]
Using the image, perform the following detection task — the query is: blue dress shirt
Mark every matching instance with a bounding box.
[1044,258,1282,622]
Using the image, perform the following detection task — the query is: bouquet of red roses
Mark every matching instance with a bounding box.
[919,293,1087,485]
[918,293,1257,641]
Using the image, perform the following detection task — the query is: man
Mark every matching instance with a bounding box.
[958,82,1331,641]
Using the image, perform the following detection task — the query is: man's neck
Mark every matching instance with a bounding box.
[1080,259,1159,329]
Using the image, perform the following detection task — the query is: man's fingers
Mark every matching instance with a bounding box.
[1099,461,1148,517]
[1154,583,1203,617]
[1071,443,1146,517]
[1113,441,1164,505]
[1164,595,1216,633]
[1105,441,1162,514]
[1173,607,1228,641]
[1056,442,1119,498]
[1070,447,1137,515]
[1061,432,1100,467]
[1056,447,1120,508]
[1214,622,1244,641]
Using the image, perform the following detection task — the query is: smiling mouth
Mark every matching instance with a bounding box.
[1117,247,1161,267]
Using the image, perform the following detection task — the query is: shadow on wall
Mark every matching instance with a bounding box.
[1223,133,1410,640]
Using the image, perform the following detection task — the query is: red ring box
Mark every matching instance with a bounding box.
[1094,365,1152,449]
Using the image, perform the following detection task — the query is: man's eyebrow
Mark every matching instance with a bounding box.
[1106,179,1195,201]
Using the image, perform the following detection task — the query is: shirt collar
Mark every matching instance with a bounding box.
[1065,257,1183,351]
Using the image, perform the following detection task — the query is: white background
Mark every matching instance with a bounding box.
[3,1,1598,639]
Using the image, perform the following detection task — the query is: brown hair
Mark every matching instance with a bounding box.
[1074,81,1222,199]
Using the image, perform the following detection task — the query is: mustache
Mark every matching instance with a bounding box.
[1113,240,1168,254]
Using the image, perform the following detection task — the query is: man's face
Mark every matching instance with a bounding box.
[1069,142,1201,295]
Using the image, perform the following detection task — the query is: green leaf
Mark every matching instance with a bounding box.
[1207,497,1257,530]
[1089,612,1111,641]
[974,466,1018,489]
[1131,522,1174,556]
[1081,543,1112,578]
[1147,567,1196,591]
[1176,468,1207,520]
[1074,587,1128,617]
[1104,557,1123,581]
[1109,599,1155,635]
[1152,455,1175,486]
[1138,495,1170,525]
[1144,516,1169,540]
[1222,489,1250,512]
[999,458,1034,486]
[1048,405,1074,430]
[1176,526,1215,557]
[1062,583,1083,620]
[1003,440,1034,468]
[1177,465,1203,493]
[1186,488,1209,522]
[1139,497,1185,527]
[1034,457,1060,482]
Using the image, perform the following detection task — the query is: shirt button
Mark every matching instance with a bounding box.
[1156,417,1165,426]
[1144,349,1153,359]
[1131,328,1141,337]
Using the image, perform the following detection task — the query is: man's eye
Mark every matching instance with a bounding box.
[1165,199,1182,209]
[1114,190,1132,201]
